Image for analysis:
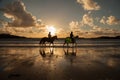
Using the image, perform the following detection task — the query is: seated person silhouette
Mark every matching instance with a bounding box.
[70,31,74,42]
[48,32,52,41]
[39,48,54,58]
[64,48,76,56]
[48,32,51,38]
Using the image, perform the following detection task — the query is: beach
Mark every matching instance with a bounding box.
[0,41,120,80]
[1,0,120,79]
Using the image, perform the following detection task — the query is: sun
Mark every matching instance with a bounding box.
[46,25,56,35]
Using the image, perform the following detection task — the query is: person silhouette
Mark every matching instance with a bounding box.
[48,32,51,39]
[39,48,46,57]
[64,48,76,56]
[70,31,74,42]
[63,47,77,65]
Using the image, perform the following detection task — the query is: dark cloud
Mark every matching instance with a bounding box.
[0,0,36,27]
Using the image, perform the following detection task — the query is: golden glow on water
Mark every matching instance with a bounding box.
[0,47,120,79]
[107,59,116,67]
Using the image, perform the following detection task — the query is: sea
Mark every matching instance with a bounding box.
[0,38,120,80]
[0,38,120,47]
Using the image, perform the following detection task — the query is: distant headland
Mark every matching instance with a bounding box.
[0,34,26,38]
[0,33,120,39]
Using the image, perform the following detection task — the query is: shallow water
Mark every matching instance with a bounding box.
[0,39,120,48]
[0,46,120,80]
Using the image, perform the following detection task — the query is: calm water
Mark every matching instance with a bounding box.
[0,39,120,47]
[0,39,120,80]
[0,47,120,80]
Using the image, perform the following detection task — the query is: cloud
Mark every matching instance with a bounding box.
[0,0,36,27]
[0,0,47,38]
[107,16,120,25]
[90,28,120,37]
[0,19,4,24]
[82,12,94,26]
[69,21,84,36]
[69,12,120,38]
[77,0,100,10]
[69,12,96,37]
[69,21,79,30]
[56,28,69,38]
[100,16,106,24]
[69,12,95,31]
[100,16,120,25]
[69,12,94,30]
[0,26,47,38]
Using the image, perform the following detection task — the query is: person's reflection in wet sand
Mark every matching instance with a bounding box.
[39,48,46,57]
[39,47,54,63]
[49,47,54,57]
[63,47,77,65]
[64,47,77,56]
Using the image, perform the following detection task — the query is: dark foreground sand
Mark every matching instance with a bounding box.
[0,47,120,80]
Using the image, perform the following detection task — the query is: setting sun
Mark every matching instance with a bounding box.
[46,25,56,35]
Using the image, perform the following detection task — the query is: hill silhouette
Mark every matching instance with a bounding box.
[0,34,26,38]
[91,36,120,39]
[0,33,120,39]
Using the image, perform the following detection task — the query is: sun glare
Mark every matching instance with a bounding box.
[47,25,56,35]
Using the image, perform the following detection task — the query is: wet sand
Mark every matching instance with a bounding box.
[0,47,120,80]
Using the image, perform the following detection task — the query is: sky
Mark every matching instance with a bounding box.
[0,0,120,38]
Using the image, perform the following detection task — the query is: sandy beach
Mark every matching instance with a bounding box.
[0,0,120,79]
[0,46,120,80]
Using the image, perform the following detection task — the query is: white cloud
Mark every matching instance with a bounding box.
[69,12,94,30]
[100,16,120,25]
[69,13,120,38]
[107,16,120,25]
[69,21,79,30]
[100,16,106,24]
[82,12,94,26]
[77,0,101,10]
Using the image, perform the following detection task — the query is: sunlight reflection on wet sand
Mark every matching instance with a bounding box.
[0,47,120,80]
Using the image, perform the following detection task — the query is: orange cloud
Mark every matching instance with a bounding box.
[100,16,106,24]
[107,16,120,25]
[82,12,94,26]
[100,16,120,25]
[69,12,120,38]
[77,0,100,10]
